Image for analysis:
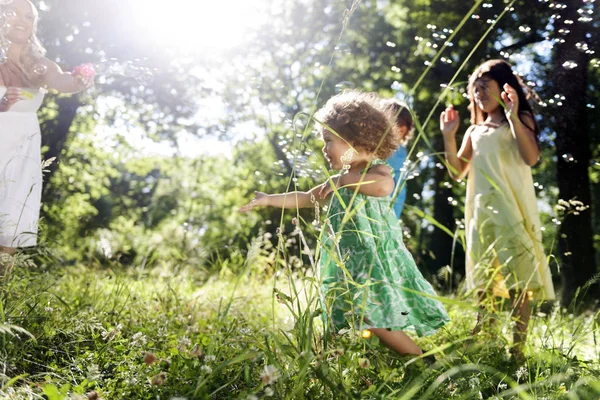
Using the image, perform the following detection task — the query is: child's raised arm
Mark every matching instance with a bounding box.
[239,187,326,213]
[441,105,472,180]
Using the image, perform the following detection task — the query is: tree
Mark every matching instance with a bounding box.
[549,0,599,304]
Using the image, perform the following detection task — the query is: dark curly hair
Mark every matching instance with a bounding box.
[314,90,401,160]
[380,98,415,146]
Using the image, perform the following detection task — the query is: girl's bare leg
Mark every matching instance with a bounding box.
[369,328,422,355]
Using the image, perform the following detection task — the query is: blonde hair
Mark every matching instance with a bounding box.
[0,0,47,86]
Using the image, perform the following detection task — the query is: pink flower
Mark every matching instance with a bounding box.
[73,63,96,78]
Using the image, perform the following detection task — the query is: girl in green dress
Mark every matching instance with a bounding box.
[240,91,449,356]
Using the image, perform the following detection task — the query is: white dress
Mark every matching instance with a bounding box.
[0,86,45,248]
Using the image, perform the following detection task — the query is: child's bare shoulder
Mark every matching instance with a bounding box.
[369,163,393,176]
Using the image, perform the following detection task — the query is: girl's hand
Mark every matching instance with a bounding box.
[317,175,341,199]
[0,87,24,112]
[440,105,460,138]
[73,74,94,91]
[239,191,270,213]
[501,83,519,122]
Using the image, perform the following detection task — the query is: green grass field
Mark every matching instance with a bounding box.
[1,253,599,399]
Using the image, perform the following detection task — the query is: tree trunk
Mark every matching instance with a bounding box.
[550,0,598,305]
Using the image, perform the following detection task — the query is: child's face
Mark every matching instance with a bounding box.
[4,0,36,44]
[473,76,502,114]
[321,130,354,170]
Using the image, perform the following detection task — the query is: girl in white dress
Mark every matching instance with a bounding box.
[0,0,93,255]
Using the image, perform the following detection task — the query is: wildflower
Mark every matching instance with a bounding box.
[190,344,203,357]
[86,364,102,381]
[131,332,147,347]
[101,324,122,342]
[150,372,167,386]
[205,355,216,362]
[515,366,527,381]
[260,365,280,385]
[177,336,191,352]
[143,352,157,365]
[264,387,274,397]
[558,199,569,207]
[200,365,213,374]
[358,358,371,369]
[332,348,345,357]
[559,383,567,392]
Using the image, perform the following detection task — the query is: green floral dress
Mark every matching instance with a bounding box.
[318,161,449,336]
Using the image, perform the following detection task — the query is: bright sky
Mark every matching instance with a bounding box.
[133,0,271,54]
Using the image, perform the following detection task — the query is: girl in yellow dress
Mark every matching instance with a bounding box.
[440,59,554,354]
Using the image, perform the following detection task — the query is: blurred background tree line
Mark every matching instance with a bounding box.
[30,0,599,305]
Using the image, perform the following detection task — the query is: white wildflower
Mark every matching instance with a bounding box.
[86,364,102,381]
[200,365,212,374]
[264,387,274,397]
[260,365,280,385]
[131,332,147,347]
[101,324,122,342]
[177,336,191,352]
[515,366,528,380]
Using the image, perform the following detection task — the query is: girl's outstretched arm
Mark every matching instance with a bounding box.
[42,59,94,94]
[441,105,472,180]
[239,187,325,213]
[317,165,394,199]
